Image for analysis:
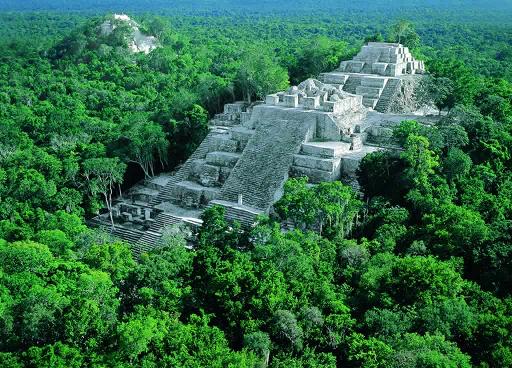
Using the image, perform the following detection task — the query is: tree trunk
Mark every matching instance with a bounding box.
[103,192,115,228]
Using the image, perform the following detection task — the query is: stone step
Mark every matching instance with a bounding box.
[189,159,229,187]
[134,231,162,256]
[150,132,218,206]
[172,180,221,208]
[219,119,315,211]
[110,226,145,244]
[342,75,363,94]
[290,164,341,183]
[150,212,183,232]
[230,126,255,149]
[319,72,349,84]
[340,60,365,73]
[293,154,338,171]
[209,135,239,153]
[210,119,239,127]
[361,63,373,74]
[363,97,378,109]
[301,142,351,158]
[209,200,264,228]
[374,78,401,113]
[205,151,240,168]
[356,86,383,99]
[360,77,388,88]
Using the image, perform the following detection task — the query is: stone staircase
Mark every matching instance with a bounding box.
[319,72,349,86]
[134,231,162,256]
[111,226,145,244]
[149,131,220,206]
[134,212,191,255]
[361,62,373,74]
[342,75,364,94]
[374,78,401,113]
[219,118,315,211]
[169,128,249,209]
[208,200,264,228]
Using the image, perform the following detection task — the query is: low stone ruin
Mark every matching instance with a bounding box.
[89,42,438,253]
[100,14,159,54]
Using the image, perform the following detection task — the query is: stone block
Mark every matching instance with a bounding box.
[210,136,238,153]
[173,181,203,208]
[324,99,352,114]
[350,134,363,151]
[202,187,220,204]
[293,154,337,171]
[340,156,362,176]
[219,166,232,183]
[356,86,382,98]
[320,72,349,84]
[360,77,387,88]
[231,127,254,150]
[198,164,221,187]
[362,97,378,109]
[144,208,151,220]
[346,61,365,73]
[266,94,279,105]
[371,63,388,75]
[283,94,298,108]
[290,165,340,183]
[205,151,240,168]
[301,142,350,158]
[240,112,252,124]
[303,96,320,110]
[121,203,141,216]
[224,103,244,114]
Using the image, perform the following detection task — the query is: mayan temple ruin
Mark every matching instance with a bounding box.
[90,42,436,254]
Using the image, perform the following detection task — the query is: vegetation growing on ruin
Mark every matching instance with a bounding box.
[0,3,511,367]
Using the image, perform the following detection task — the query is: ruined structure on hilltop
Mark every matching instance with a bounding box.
[90,42,436,254]
[100,14,159,54]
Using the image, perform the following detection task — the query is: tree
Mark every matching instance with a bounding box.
[357,151,408,203]
[123,115,169,179]
[388,20,420,49]
[271,310,303,351]
[427,76,456,114]
[290,36,348,84]
[364,32,385,44]
[81,241,136,284]
[82,157,126,227]
[275,178,361,238]
[393,333,472,368]
[429,58,481,108]
[401,134,439,191]
[244,331,271,367]
[442,148,472,182]
[348,332,393,368]
[235,47,289,102]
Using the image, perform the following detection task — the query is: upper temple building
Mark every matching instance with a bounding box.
[338,42,425,76]
[89,42,438,253]
[319,42,426,112]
